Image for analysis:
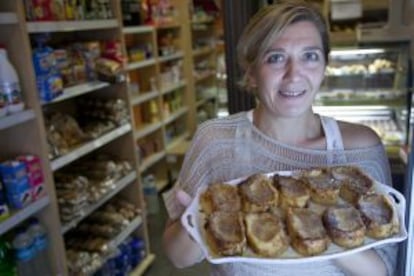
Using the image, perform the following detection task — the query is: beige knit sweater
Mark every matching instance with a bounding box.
[164,111,397,276]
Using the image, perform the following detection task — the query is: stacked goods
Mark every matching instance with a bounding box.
[0,155,46,213]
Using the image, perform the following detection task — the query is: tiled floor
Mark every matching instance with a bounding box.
[144,195,210,276]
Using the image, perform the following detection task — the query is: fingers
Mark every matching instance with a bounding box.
[176,189,193,207]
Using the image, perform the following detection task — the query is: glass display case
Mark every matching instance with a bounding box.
[314,46,410,161]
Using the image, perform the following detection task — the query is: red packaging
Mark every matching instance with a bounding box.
[30,0,54,21]
[17,155,46,200]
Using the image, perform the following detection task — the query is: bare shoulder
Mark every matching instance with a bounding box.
[337,120,381,149]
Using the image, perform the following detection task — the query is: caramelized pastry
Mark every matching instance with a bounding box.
[239,174,279,212]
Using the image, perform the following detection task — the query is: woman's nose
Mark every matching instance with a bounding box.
[283,59,301,81]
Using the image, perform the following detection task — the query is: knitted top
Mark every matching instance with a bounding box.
[164,111,396,276]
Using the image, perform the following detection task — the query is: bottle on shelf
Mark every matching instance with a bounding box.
[143,174,159,215]
[0,47,24,116]
[27,217,51,276]
[0,237,15,276]
[12,227,36,276]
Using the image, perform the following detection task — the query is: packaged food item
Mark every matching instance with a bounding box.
[0,161,32,209]
[32,36,63,102]
[0,178,10,221]
[27,0,54,21]
[17,155,46,201]
[0,47,24,114]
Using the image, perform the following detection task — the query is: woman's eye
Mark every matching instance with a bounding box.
[303,52,320,62]
[266,53,286,64]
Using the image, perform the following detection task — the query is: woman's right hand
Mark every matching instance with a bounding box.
[176,189,193,209]
[163,189,205,268]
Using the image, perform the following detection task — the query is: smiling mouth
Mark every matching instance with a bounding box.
[279,89,306,97]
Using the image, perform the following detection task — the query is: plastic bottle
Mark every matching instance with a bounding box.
[27,217,52,276]
[143,175,159,215]
[0,47,24,115]
[12,227,36,276]
[0,238,15,276]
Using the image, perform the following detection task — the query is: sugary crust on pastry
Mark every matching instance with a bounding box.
[323,205,366,248]
[357,194,399,239]
[204,211,246,256]
[331,166,375,205]
[200,182,241,214]
[198,168,400,258]
[301,168,342,205]
[239,174,279,212]
[244,212,289,257]
[273,175,310,209]
[286,208,330,256]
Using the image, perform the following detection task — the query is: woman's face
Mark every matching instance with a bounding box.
[251,21,326,118]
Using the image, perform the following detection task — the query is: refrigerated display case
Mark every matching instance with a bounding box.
[314,46,410,170]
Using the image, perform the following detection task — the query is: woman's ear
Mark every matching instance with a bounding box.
[246,68,257,88]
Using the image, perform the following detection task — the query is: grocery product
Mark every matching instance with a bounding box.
[27,218,51,276]
[0,47,24,115]
[0,237,15,276]
[12,228,36,276]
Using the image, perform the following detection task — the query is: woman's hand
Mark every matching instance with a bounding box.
[176,189,193,208]
[163,189,205,268]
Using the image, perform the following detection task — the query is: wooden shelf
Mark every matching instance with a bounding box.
[166,132,190,152]
[42,81,110,105]
[0,12,18,24]
[193,47,213,57]
[195,71,216,82]
[135,122,163,140]
[130,254,156,276]
[61,172,137,234]
[166,139,190,157]
[123,25,154,34]
[196,95,216,108]
[130,91,159,106]
[191,18,214,24]
[4,1,163,275]
[0,110,35,130]
[108,215,143,249]
[127,59,157,71]
[27,19,119,33]
[156,179,169,191]
[156,22,181,29]
[164,107,188,124]
[0,196,49,235]
[139,151,166,173]
[158,51,184,63]
[51,123,132,171]
[161,80,187,95]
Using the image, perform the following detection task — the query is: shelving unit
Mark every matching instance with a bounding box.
[0,1,225,274]
[0,1,153,275]
[0,110,36,130]
[190,8,220,124]
[61,171,137,234]
[120,0,200,203]
[42,81,110,105]
[0,195,50,236]
[318,0,391,46]
[50,123,132,171]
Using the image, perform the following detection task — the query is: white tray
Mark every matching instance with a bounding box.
[181,171,407,264]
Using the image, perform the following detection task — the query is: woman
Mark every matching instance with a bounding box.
[163,1,397,275]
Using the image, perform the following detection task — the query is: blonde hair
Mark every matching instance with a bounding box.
[237,0,329,92]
